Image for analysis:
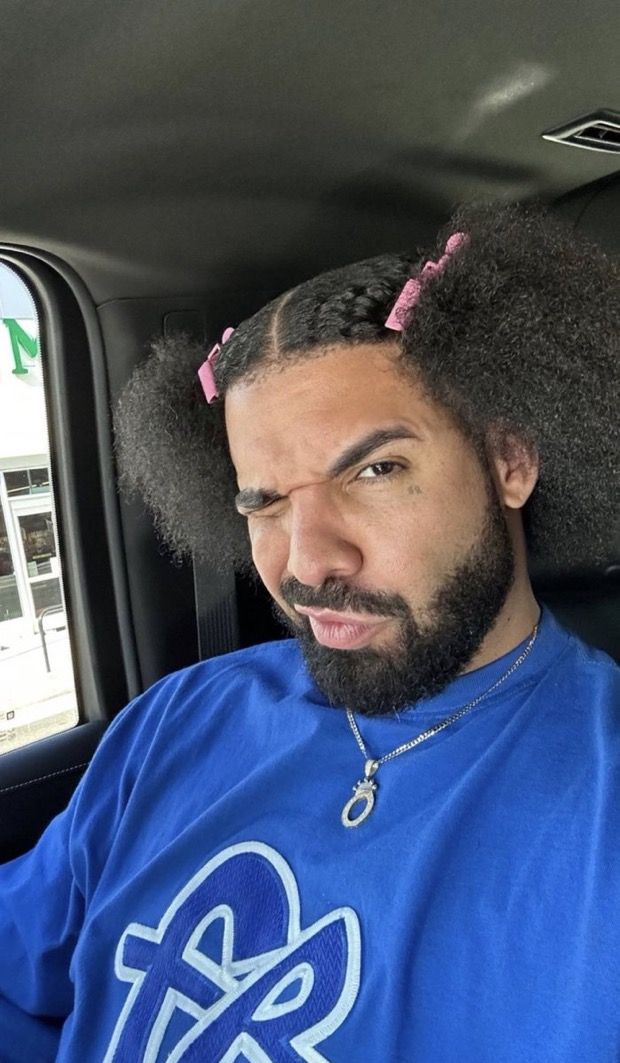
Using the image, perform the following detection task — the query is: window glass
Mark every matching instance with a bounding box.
[0,264,78,753]
[30,467,50,492]
[5,470,29,497]
[0,507,21,622]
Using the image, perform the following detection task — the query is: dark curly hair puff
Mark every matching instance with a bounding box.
[114,202,619,573]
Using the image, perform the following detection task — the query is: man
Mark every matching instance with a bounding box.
[0,203,618,1060]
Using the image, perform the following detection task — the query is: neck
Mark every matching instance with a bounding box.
[466,565,540,676]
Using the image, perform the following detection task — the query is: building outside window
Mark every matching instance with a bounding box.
[0,265,78,752]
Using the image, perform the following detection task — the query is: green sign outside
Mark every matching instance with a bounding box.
[1,318,39,376]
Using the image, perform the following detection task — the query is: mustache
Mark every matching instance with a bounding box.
[279,577,410,619]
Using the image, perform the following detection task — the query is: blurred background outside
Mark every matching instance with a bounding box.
[0,265,78,753]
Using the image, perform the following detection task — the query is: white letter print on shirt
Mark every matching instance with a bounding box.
[103,841,361,1062]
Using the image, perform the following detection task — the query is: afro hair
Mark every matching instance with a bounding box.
[114,201,619,573]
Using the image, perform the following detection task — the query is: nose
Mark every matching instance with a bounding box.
[285,485,363,589]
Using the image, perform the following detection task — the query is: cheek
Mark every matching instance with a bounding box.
[366,468,488,589]
[365,510,441,594]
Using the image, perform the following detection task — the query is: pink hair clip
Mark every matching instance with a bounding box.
[385,231,468,332]
[197,326,235,403]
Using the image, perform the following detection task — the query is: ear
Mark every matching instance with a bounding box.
[486,429,539,510]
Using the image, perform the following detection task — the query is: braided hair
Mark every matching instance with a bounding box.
[115,202,619,573]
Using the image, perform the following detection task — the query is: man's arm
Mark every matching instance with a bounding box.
[0,671,179,1060]
[0,809,80,1059]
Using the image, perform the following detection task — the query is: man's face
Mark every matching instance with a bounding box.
[226,344,515,715]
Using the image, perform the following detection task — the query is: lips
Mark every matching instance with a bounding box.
[294,605,389,649]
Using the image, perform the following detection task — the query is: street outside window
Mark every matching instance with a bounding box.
[0,264,78,752]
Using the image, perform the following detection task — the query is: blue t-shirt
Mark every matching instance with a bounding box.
[0,608,618,1062]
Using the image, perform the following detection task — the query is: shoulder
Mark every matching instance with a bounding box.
[541,613,620,731]
[554,622,619,688]
[116,638,307,734]
[169,637,305,699]
[72,639,308,808]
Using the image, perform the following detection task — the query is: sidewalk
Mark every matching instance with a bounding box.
[0,624,78,754]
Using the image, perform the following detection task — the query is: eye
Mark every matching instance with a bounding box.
[245,498,288,520]
[355,460,403,480]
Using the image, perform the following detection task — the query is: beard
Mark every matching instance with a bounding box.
[272,490,516,717]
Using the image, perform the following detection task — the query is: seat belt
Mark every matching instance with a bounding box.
[193,559,240,660]
[162,312,240,661]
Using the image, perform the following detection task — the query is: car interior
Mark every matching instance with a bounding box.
[0,0,618,864]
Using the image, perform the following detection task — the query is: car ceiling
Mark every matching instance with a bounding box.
[1,0,619,302]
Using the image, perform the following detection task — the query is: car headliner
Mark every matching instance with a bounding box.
[0,0,619,301]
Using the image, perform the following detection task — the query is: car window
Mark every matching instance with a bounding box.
[0,264,78,752]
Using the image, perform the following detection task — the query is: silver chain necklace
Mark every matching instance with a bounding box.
[341,623,539,828]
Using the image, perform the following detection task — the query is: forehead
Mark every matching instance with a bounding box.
[225,343,452,483]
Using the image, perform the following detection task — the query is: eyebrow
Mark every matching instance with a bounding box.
[234,424,420,514]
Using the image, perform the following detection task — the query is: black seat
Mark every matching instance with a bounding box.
[535,567,620,663]
[545,181,620,664]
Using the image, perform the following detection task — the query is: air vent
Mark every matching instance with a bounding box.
[542,111,620,154]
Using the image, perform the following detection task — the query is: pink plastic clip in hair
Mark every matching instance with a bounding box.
[197,326,235,403]
[385,231,468,332]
